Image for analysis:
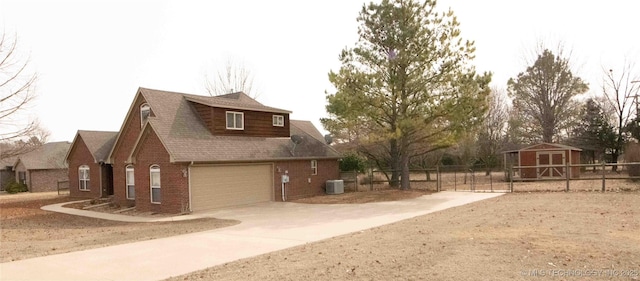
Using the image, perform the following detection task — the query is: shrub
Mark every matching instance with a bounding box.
[5,180,28,194]
[339,152,366,172]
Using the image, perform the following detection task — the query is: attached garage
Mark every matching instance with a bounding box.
[190,164,273,212]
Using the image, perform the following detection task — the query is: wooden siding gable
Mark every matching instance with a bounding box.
[189,101,290,138]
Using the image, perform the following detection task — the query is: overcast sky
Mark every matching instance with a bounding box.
[1,0,638,142]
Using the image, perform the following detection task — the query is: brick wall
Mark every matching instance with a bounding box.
[133,127,189,214]
[111,94,147,207]
[273,159,340,201]
[28,169,68,192]
[68,135,103,198]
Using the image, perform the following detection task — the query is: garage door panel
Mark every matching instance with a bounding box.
[191,164,272,211]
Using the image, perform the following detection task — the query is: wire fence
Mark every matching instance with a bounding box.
[340,162,640,193]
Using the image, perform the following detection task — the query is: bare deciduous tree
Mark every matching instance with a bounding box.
[507,45,588,143]
[601,62,640,170]
[0,127,49,159]
[477,86,508,175]
[0,31,38,143]
[204,58,260,99]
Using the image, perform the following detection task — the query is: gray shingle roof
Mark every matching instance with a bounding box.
[185,92,291,114]
[14,142,71,170]
[0,156,17,169]
[77,130,118,162]
[130,87,340,163]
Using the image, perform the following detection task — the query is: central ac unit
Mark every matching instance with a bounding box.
[326,180,344,194]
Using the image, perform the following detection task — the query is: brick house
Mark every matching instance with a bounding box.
[13,142,71,192]
[67,87,341,213]
[0,157,17,191]
[65,131,118,198]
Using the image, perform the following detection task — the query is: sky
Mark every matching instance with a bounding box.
[0,0,638,142]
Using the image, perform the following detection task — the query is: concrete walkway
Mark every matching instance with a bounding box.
[0,191,503,281]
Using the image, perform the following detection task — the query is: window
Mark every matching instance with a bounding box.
[311,160,318,175]
[226,111,244,130]
[150,165,161,204]
[272,115,284,127]
[140,103,151,128]
[126,165,135,199]
[79,165,90,191]
[18,172,26,185]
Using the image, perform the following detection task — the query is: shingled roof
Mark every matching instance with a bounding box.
[14,142,71,170]
[123,87,340,163]
[67,130,118,163]
[185,92,291,114]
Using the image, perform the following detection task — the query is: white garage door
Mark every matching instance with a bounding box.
[190,164,272,212]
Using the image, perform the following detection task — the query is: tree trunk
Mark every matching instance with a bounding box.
[611,151,619,172]
[400,151,410,190]
[389,139,401,187]
[542,123,554,143]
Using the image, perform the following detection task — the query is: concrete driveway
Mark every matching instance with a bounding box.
[0,191,503,281]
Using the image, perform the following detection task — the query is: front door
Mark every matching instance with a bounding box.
[101,164,114,197]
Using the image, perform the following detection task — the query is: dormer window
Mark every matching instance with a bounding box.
[273,115,284,127]
[226,111,244,130]
[140,103,150,128]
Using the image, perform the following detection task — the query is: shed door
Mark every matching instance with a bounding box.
[190,164,273,212]
[536,151,565,178]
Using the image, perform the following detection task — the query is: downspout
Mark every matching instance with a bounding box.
[281,181,286,202]
[281,172,289,202]
[98,161,104,198]
[188,161,193,212]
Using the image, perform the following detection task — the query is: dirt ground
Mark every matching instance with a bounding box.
[168,192,640,281]
[0,192,238,263]
[293,189,431,204]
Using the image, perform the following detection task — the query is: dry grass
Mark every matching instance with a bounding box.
[0,193,239,263]
[168,192,640,281]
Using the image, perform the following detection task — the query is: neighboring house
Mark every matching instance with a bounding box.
[67,87,341,214]
[13,142,71,192]
[0,157,17,191]
[503,143,581,179]
[66,130,118,198]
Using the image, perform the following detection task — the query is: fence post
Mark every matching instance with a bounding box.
[454,169,457,191]
[565,161,570,192]
[354,171,358,192]
[471,169,475,192]
[490,168,493,192]
[601,162,606,192]
[436,165,441,192]
[369,170,373,191]
[509,167,514,193]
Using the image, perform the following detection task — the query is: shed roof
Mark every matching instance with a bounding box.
[502,142,583,154]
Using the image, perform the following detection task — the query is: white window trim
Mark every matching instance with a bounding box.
[79,165,90,191]
[140,103,151,128]
[272,115,284,127]
[226,111,244,130]
[150,165,161,204]
[125,165,135,200]
[311,160,318,175]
